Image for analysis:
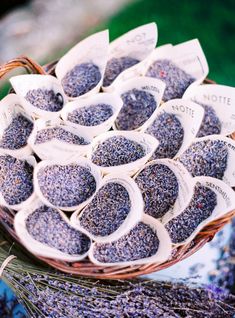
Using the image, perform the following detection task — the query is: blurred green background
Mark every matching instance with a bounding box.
[0,0,234,100]
[91,0,235,86]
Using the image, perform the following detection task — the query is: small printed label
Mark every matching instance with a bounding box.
[202,94,231,106]
[141,85,161,94]
[205,181,231,207]
[183,84,235,136]
[171,104,195,118]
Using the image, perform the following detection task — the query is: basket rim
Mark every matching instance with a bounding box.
[0,56,234,280]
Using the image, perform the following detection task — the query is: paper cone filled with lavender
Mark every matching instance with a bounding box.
[0,22,234,279]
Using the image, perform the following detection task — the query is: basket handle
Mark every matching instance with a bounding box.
[0,56,46,79]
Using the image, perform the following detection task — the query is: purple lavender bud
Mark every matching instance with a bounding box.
[146,112,184,159]
[67,103,113,126]
[26,205,90,255]
[103,56,140,87]
[25,89,64,112]
[79,182,131,236]
[179,139,228,179]
[0,155,33,205]
[165,184,217,243]
[35,127,88,145]
[62,63,101,98]
[91,136,146,167]
[146,59,195,101]
[205,284,228,301]
[0,114,33,150]
[115,89,157,130]
[93,222,159,263]
[196,102,221,137]
[135,163,179,218]
[37,164,96,208]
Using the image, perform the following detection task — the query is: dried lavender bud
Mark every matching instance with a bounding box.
[91,136,146,167]
[196,102,221,137]
[26,205,90,255]
[79,182,131,237]
[179,139,228,179]
[135,164,178,218]
[62,62,101,98]
[103,56,140,87]
[0,114,33,150]
[37,164,96,208]
[67,103,113,126]
[35,127,88,145]
[115,89,157,130]
[146,59,195,101]
[2,237,234,318]
[165,184,217,243]
[93,222,159,263]
[112,288,178,318]
[6,269,234,318]
[25,89,64,112]
[146,112,184,159]
[0,155,33,205]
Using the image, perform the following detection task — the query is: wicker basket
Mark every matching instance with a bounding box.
[0,56,234,280]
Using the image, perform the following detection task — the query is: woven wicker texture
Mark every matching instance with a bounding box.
[0,56,234,279]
